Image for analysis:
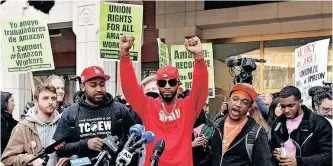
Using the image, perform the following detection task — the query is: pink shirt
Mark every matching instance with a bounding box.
[284,113,304,157]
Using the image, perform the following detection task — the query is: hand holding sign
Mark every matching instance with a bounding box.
[120,35,135,56]
[184,36,203,59]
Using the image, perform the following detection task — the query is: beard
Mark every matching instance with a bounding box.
[86,93,105,105]
[160,91,177,102]
[38,105,55,116]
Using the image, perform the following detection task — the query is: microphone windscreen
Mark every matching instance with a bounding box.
[142,131,155,144]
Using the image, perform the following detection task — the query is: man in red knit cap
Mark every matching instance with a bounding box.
[119,35,208,166]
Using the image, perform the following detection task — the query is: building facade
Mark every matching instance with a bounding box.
[0,0,155,119]
[0,1,332,118]
[155,1,332,114]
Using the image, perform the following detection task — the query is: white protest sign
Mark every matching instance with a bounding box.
[295,38,330,107]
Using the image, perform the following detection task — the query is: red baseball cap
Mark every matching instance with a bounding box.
[156,65,180,80]
[80,66,110,83]
[230,83,257,101]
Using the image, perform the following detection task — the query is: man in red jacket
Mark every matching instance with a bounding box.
[119,35,208,166]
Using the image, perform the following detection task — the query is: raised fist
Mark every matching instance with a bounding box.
[120,35,135,55]
[184,36,203,59]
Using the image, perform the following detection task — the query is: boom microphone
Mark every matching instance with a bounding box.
[150,139,165,166]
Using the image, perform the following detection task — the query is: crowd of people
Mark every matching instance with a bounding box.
[0,36,332,166]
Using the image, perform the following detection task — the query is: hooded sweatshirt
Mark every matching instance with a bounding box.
[25,107,61,166]
[53,92,138,165]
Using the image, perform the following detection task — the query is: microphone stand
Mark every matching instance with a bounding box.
[93,150,112,166]
[150,156,159,166]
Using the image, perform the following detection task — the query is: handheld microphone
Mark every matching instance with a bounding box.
[150,139,165,166]
[104,135,120,153]
[92,135,120,166]
[123,124,144,149]
[128,131,155,152]
[116,131,155,166]
[26,136,73,166]
[70,155,91,166]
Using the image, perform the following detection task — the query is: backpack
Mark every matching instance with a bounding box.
[213,117,262,163]
[245,123,262,163]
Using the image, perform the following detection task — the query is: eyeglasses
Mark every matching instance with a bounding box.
[319,107,333,113]
[157,79,178,87]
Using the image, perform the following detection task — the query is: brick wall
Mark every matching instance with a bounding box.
[142,1,159,62]
[50,28,76,67]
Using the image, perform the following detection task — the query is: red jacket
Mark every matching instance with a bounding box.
[120,56,208,166]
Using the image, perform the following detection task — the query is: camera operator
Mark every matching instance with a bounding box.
[52,66,137,165]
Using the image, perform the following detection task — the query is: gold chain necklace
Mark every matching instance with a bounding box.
[222,118,247,144]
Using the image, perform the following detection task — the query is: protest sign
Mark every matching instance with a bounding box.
[295,38,330,107]
[157,38,169,68]
[99,3,143,62]
[171,43,215,98]
[0,19,54,73]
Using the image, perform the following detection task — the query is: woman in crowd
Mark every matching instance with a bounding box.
[267,97,281,127]
[248,101,271,140]
[1,91,17,155]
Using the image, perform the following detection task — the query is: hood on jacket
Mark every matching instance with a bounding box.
[77,91,114,109]
[24,106,60,166]
[25,107,60,125]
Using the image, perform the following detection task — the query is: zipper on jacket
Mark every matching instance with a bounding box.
[290,132,313,157]
[292,139,302,156]
[218,129,246,166]
[300,133,313,148]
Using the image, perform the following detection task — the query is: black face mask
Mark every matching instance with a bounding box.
[145,92,160,99]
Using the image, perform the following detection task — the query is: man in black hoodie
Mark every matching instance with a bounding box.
[209,83,271,166]
[271,86,332,166]
[53,66,137,165]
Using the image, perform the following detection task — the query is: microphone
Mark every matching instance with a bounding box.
[225,56,239,67]
[104,135,120,153]
[128,131,155,152]
[150,139,165,166]
[69,155,91,166]
[26,136,73,165]
[123,124,144,149]
[92,135,120,166]
[116,131,155,166]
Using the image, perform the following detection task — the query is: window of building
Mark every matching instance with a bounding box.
[141,62,158,79]
[263,36,332,90]
[204,1,282,10]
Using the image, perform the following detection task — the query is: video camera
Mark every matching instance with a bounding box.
[225,56,265,84]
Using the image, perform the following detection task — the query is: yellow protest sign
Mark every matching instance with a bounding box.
[99,3,143,62]
[0,19,54,73]
[157,38,169,68]
[171,43,215,98]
